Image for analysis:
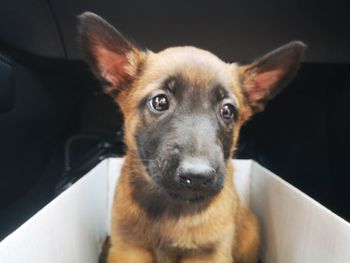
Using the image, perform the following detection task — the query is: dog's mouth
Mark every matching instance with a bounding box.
[164,181,223,203]
[167,191,207,203]
[148,161,225,203]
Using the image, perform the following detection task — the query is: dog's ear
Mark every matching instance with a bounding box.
[78,12,146,94]
[238,41,306,112]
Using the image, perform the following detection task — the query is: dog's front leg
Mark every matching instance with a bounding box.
[107,237,153,263]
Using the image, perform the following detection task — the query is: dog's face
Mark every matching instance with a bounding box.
[78,12,305,202]
[132,48,241,201]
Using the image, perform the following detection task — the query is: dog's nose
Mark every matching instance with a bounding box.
[176,160,216,188]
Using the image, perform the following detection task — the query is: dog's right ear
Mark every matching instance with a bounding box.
[78,12,146,94]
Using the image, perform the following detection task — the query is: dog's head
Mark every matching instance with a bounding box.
[78,12,305,203]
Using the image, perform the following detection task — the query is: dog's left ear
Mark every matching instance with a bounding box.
[78,12,146,94]
[239,41,306,113]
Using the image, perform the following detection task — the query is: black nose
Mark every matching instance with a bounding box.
[176,160,216,188]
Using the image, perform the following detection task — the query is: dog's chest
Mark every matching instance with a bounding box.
[147,217,235,263]
[148,211,234,250]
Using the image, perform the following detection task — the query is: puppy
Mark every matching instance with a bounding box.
[78,12,305,263]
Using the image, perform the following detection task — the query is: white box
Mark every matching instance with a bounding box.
[0,158,349,263]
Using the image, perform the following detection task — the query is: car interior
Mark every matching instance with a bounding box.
[0,0,349,240]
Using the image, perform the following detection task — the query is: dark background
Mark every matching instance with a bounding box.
[0,0,349,240]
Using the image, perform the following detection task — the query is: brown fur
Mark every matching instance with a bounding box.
[78,12,305,263]
[109,158,258,263]
[105,48,259,263]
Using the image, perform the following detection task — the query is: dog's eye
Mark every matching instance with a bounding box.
[149,94,169,112]
[220,103,236,121]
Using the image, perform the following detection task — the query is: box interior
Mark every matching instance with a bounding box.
[0,158,350,263]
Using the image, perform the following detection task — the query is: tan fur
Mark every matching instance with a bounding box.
[109,159,258,263]
[78,13,304,262]
[106,47,260,263]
